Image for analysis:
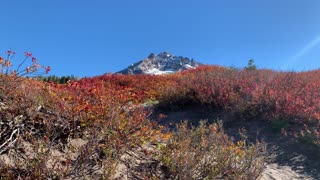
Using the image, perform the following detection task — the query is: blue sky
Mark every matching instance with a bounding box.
[1,0,320,77]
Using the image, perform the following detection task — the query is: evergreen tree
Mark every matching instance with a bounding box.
[245,59,257,70]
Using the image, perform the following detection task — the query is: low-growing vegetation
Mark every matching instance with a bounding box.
[156,121,266,179]
[0,51,319,179]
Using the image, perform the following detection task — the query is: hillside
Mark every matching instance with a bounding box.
[1,65,320,179]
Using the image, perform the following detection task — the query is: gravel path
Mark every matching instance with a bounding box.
[261,163,313,180]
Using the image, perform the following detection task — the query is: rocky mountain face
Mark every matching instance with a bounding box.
[117,52,201,75]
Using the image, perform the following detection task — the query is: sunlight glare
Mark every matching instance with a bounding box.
[282,36,320,70]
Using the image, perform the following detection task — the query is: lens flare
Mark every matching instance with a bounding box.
[283,36,320,70]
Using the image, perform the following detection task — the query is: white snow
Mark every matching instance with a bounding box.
[184,64,195,69]
[145,68,176,75]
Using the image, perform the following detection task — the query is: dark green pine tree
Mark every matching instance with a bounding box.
[245,59,257,70]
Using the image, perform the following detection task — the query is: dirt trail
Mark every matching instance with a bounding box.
[156,107,320,180]
[227,120,320,180]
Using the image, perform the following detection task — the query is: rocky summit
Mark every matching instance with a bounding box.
[117,52,201,75]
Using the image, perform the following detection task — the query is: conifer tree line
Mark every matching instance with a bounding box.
[33,75,79,84]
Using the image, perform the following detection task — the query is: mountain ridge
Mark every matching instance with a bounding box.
[117,52,201,75]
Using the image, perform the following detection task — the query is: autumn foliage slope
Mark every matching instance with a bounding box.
[1,63,319,178]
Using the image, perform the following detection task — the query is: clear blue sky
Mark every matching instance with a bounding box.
[1,0,320,77]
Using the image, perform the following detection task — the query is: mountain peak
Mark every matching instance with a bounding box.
[158,51,173,58]
[117,52,201,75]
[147,53,156,59]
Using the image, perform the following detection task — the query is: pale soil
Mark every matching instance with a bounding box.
[156,106,320,180]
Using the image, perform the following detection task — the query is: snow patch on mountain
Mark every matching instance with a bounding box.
[145,68,176,75]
